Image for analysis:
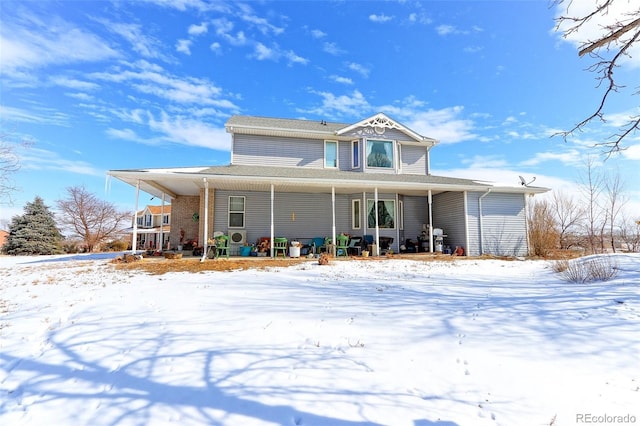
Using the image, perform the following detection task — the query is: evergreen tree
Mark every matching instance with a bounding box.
[3,196,62,255]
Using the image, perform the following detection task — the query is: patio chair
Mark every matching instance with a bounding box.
[346,236,363,256]
[273,237,288,257]
[215,235,230,259]
[336,234,349,257]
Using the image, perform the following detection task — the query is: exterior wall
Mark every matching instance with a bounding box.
[400,145,428,175]
[400,195,429,244]
[432,192,467,252]
[170,195,199,249]
[231,132,429,176]
[211,189,404,252]
[466,192,528,257]
[232,134,324,168]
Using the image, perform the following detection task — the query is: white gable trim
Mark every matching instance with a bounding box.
[336,112,435,144]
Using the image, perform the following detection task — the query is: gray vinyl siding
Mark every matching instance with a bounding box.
[213,190,353,245]
[466,192,528,257]
[432,192,467,252]
[232,134,324,168]
[400,145,428,175]
[401,195,429,244]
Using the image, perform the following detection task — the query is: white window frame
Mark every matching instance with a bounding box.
[352,199,361,230]
[228,196,246,228]
[398,200,404,230]
[365,139,395,170]
[163,214,169,225]
[324,140,338,168]
[366,199,396,229]
[351,140,360,169]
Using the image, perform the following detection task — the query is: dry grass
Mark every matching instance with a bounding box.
[113,252,466,275]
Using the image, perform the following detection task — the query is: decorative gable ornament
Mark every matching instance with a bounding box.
[336,112,435,145]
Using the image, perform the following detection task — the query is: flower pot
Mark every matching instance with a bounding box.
[240,246,252,257]
[362,250,369,257]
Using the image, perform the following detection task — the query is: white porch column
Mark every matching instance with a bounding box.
[331,186,336,256]
[428,189,433,253]
[131,180,140,254]
[374,187,380,256]
[270,184,274,258]
[159,193,165,251]
[200,179,209,262]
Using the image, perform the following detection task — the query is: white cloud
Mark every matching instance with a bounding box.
[49,76,100,91]
[330,75,353,85]
[176,39,192,55]
[253,43,276,61]
[20,147,103,177]
[311,29,326,39]
[0,13,119,75]
[408,12,432,25]
[210,42,222,54]
[404,106,477,144]
[348,62,370,78]
[622,144,640,160]
[461,155,508,169]
[147,111,230,150]
[90,61,237,108]
[285,50,309,66]
[323,42,345,56]
[369,14,394,23]
[0,105,70,127]
[302,90,371,118]
[520,149,586,167]
[436,25,456,36]
[188,22,208,36]
[100,20,164,59]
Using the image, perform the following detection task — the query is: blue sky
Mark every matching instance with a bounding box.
[1,0,639,226]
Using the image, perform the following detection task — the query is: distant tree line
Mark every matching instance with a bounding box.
[2,186,131,255]
[528,158,639,257]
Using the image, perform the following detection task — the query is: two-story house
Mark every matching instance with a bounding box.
[109,113,548,257]
[131,204,171,250]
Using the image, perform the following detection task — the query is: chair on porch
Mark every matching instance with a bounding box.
[273,237,288,257]
[336,234,349,257]
[215,235,230,259]
[346,236,363,256]
[311,237,325,254]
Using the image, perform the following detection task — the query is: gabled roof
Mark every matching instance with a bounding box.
[336,112,436,145]
[225,113,437,145]
[136,205,172,216]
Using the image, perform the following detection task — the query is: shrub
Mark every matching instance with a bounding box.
[557,255,618,283]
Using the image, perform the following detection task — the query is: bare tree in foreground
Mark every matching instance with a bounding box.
[56,185,131,252]
[554,0,640,154]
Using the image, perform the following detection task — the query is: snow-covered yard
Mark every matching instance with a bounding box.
[1,254,638,426]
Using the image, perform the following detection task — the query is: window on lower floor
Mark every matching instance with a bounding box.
[352,199,361,229]
[367,199,395,229]
[229,196,245,228]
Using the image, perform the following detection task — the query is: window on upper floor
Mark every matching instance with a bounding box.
[144,214,152,227]
[352,140,360,169]
[136,217,143,227]
[162,214,169,224]
[366,139,394,169]
[324,140,338,168]
[229,196,245,228]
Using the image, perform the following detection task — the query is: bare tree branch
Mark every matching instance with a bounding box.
[554,0,640,154]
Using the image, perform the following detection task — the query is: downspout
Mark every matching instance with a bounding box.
[428,189,433,252]
[332,186,336,256]
[463,191,470,254]
[374,187,380,255]
[200,179,209,263]
[523,192,531,256]
[270,184,274,258]
[478,188,492,255]
[132,180,140,254]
